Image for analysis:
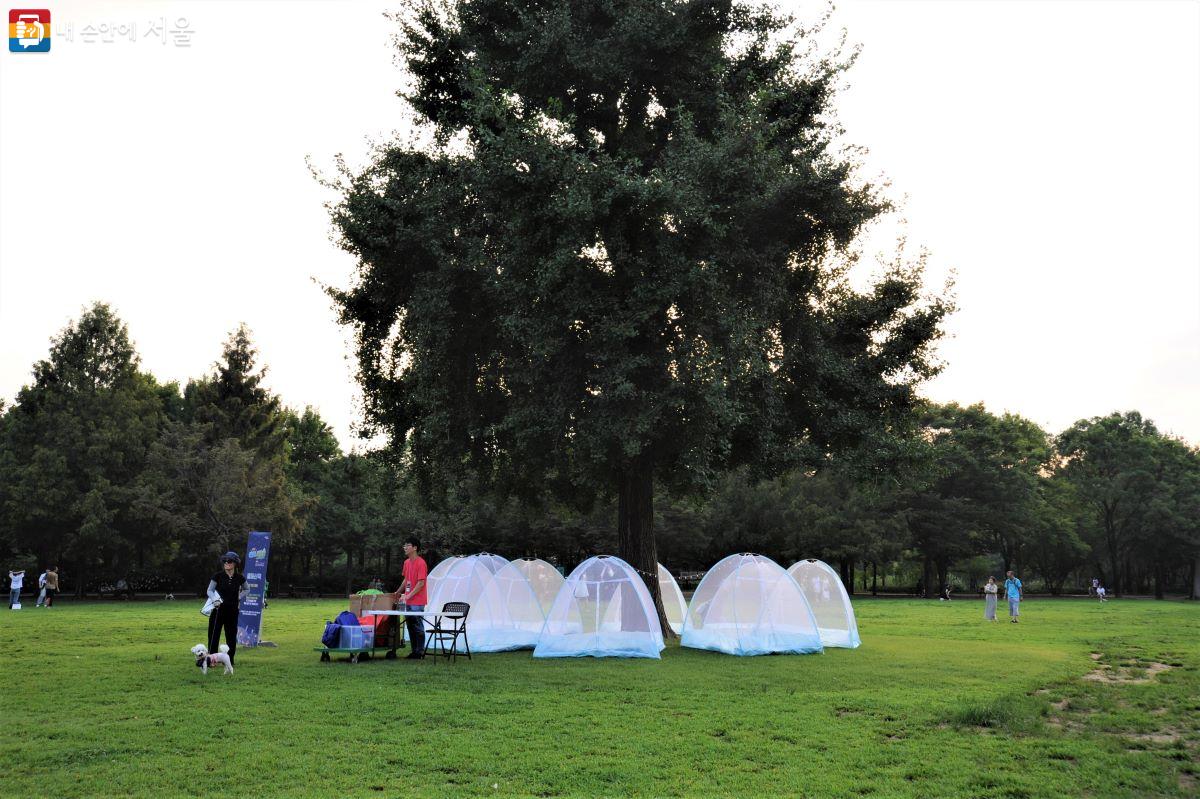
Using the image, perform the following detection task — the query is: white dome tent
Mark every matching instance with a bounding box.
[533,556,665,659]
[467,560,549,651]
[787,559,861,649]
[425,555,464,598]
[422,555,502,636]
[658,564,688,634]
[510,558,566,618]
[475,552,510,575]
[682,553,824,656]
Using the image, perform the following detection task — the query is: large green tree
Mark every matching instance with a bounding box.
[0,304,164,591]
[1133,436,1200,599]
[901,404,1050,595]
[1057,412,1161,597]
[329,0,950,630]
[1023,473,1090,595]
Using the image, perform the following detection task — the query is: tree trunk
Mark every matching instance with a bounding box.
[1108,549,1121,598]
[617,457,674,638]
[1190,557,1199,600]
[921,555,933,599]
[871,561,878,596]
[344,548,354,597]
[1153,559,1165,600]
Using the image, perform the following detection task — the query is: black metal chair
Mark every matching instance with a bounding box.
[426,601,471,662]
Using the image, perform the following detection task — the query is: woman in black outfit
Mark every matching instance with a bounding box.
[207,551,247,664]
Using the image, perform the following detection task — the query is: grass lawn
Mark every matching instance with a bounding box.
[1,596,1197,798]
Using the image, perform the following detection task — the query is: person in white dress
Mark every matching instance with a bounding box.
[983,576,998,621]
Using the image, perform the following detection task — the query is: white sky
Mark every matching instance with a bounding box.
[2,0,1197,450]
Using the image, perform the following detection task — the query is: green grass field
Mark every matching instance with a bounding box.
[2,597,1196,798]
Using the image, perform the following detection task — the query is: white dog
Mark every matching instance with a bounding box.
[191,643,233,675]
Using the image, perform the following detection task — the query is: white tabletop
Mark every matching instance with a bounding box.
[364,609,464,618]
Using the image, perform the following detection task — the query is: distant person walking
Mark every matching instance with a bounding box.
[8,569,25,608]
[1004,570,1022,623]
[1090,577,1099,597]
[396,537,428,660]
[43,567,59,607]
[983,577,998,621]
[36,570,47,607]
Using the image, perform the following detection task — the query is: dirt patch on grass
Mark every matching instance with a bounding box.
[1047,703,1095,734]
[1125,732,1181,744]
[1082,661,1171,684]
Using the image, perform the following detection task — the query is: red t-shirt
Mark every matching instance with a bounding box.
[402,556,429,606]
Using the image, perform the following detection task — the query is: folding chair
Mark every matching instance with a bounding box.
[427,601,471,662]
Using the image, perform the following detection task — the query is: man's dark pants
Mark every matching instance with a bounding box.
[402,603,425,656]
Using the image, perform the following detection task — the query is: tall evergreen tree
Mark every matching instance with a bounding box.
[328,0,950,631]
[189,324,287,460]
[141,327,298,574]
[0,303,163,591]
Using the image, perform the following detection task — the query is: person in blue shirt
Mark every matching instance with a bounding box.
[1004,570,1022,623]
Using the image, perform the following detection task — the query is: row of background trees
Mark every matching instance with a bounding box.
[2,304,1197,599]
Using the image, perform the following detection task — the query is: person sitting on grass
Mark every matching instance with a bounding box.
[1097,584,1107,602]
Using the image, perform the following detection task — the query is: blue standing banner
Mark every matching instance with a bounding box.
[237,531,271,647]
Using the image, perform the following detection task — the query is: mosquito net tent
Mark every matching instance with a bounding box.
[475,552,510,575]
[510,558,566,618]
[681,553,824,656]
[787,559,861,648]
[658,564,688,634]
[465,560,548,651]
[533,556,665,659]
[426,556,463,599]
[422,554,501,636]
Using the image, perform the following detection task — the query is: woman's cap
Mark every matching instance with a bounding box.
[220,551,241,564]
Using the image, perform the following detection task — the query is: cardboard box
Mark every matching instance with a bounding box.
[350,592,396,636]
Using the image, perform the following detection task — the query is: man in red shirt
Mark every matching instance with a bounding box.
[397,537,429,659]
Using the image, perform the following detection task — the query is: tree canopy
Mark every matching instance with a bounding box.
[329,0,951,630]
